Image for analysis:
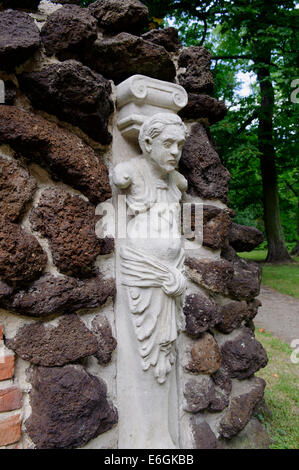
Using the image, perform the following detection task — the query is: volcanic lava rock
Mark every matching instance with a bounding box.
[185,257,234,295]
[183,292,220,336]
[0,10,40,71]
[219,377,266,438]
[3,80,17,105]
[89,0,148,34]
[191,419,218,449]
[217,300,249,334]
[0,222,47,283]
[178,46,214,94]
[180,123,230,204]
[41,5,97,59]
[26,365,118,448]
[186,332,222,375]
[29,188,103,276]
[85,33,176,84]
[0,156,37,222]
[91,315,117,364]
[141,27,181,52]
[0,106,111,204]
[179,94,227,124]
[1,1,40,9]
[6,314,99,366]
[184,376,215,413]
[202,205,232,250]
[3,274,115,317]
[229,223,264,252]
[19,60,113,144]
[220,327,268,379]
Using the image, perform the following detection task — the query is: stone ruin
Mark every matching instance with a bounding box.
[0,0,269,449]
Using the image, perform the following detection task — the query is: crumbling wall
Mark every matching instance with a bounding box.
[0,0,268,449]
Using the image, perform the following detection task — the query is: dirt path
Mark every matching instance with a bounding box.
[255,286,299,345]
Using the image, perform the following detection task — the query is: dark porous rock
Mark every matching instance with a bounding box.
[0,222,47,283]
[246,298,262,322]
[0,10,40,71]
[183,292,220,336]
[52,0,81,4]
[219,417,270,449]
[6,314,99,366]
[179,123,230,204]
[191,418,218,449]
[41,5,97,59]
[221,327,268,379]
[92,315,117,364]
[89,0,148,34]
[210,367,232,411]
[29,188,103,276]
[0,280,13,301]
[185,257,234,295]
[19,60,113,144]
[179,94,227,124]
[2,0,40,9]
[178,46,214,94]
[217,300,249,334]
[0,106,111,204]
[26,365,118,449]
[219,377,266,439]
[85,33,176,84]
[0,156,37,222]
[203,205,232,250]
[4,80,17,105]
[141,27,181,52]
[4,274,115,317]
[184,376,215,413]
[186,332,222,375]
[227,257,262,301]
[229,223,264,252]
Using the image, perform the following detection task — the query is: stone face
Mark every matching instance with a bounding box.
[217,300,249,334]
[0,156,37,222]
[179,94,227,123]
[183,292,220,336]
[0,386,22,412]
[0,222,47,282]
[89,0,148,34]
[6,314,99,366]
[41,5,97,59]
[18,60,113,144]
[0,106,111,204]
[180,123,230,203]
[91,315,117,364]
[185,257,234,295]
[0,414,21,447]
[202,205,232,250]
[221,327,268,379]
[229,223,264,252]
[219,377,266,438]
[184,376,215,413]
[85,33,176,84]
[26,365,118,449]
[186,332,222,375]
[3,274,115,317]
[178,46,214,94]
[141,27,181,52]
[29,188,103,276]
[0,10,40,71]
[227,257,262,301]
[191,419,218,449]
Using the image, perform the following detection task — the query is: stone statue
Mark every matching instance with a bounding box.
[113,113,187,385]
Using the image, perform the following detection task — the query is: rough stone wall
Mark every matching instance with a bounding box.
[0,0,268,449]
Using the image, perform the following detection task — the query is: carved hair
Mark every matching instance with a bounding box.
[138,113,186,154]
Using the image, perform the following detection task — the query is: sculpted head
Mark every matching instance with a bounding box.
[139,113,187,175]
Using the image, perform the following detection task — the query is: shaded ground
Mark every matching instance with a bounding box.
[256,286,299,345]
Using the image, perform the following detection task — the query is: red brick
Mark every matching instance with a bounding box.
[0,387,22,412]
[0,355,14,381]
[0,414,21,446]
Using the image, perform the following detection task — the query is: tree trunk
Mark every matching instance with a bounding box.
[256,53,292,263]
[290,199,299,256]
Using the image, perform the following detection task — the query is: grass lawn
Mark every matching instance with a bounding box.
[255,329,299,449]
[238,250,299,298]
